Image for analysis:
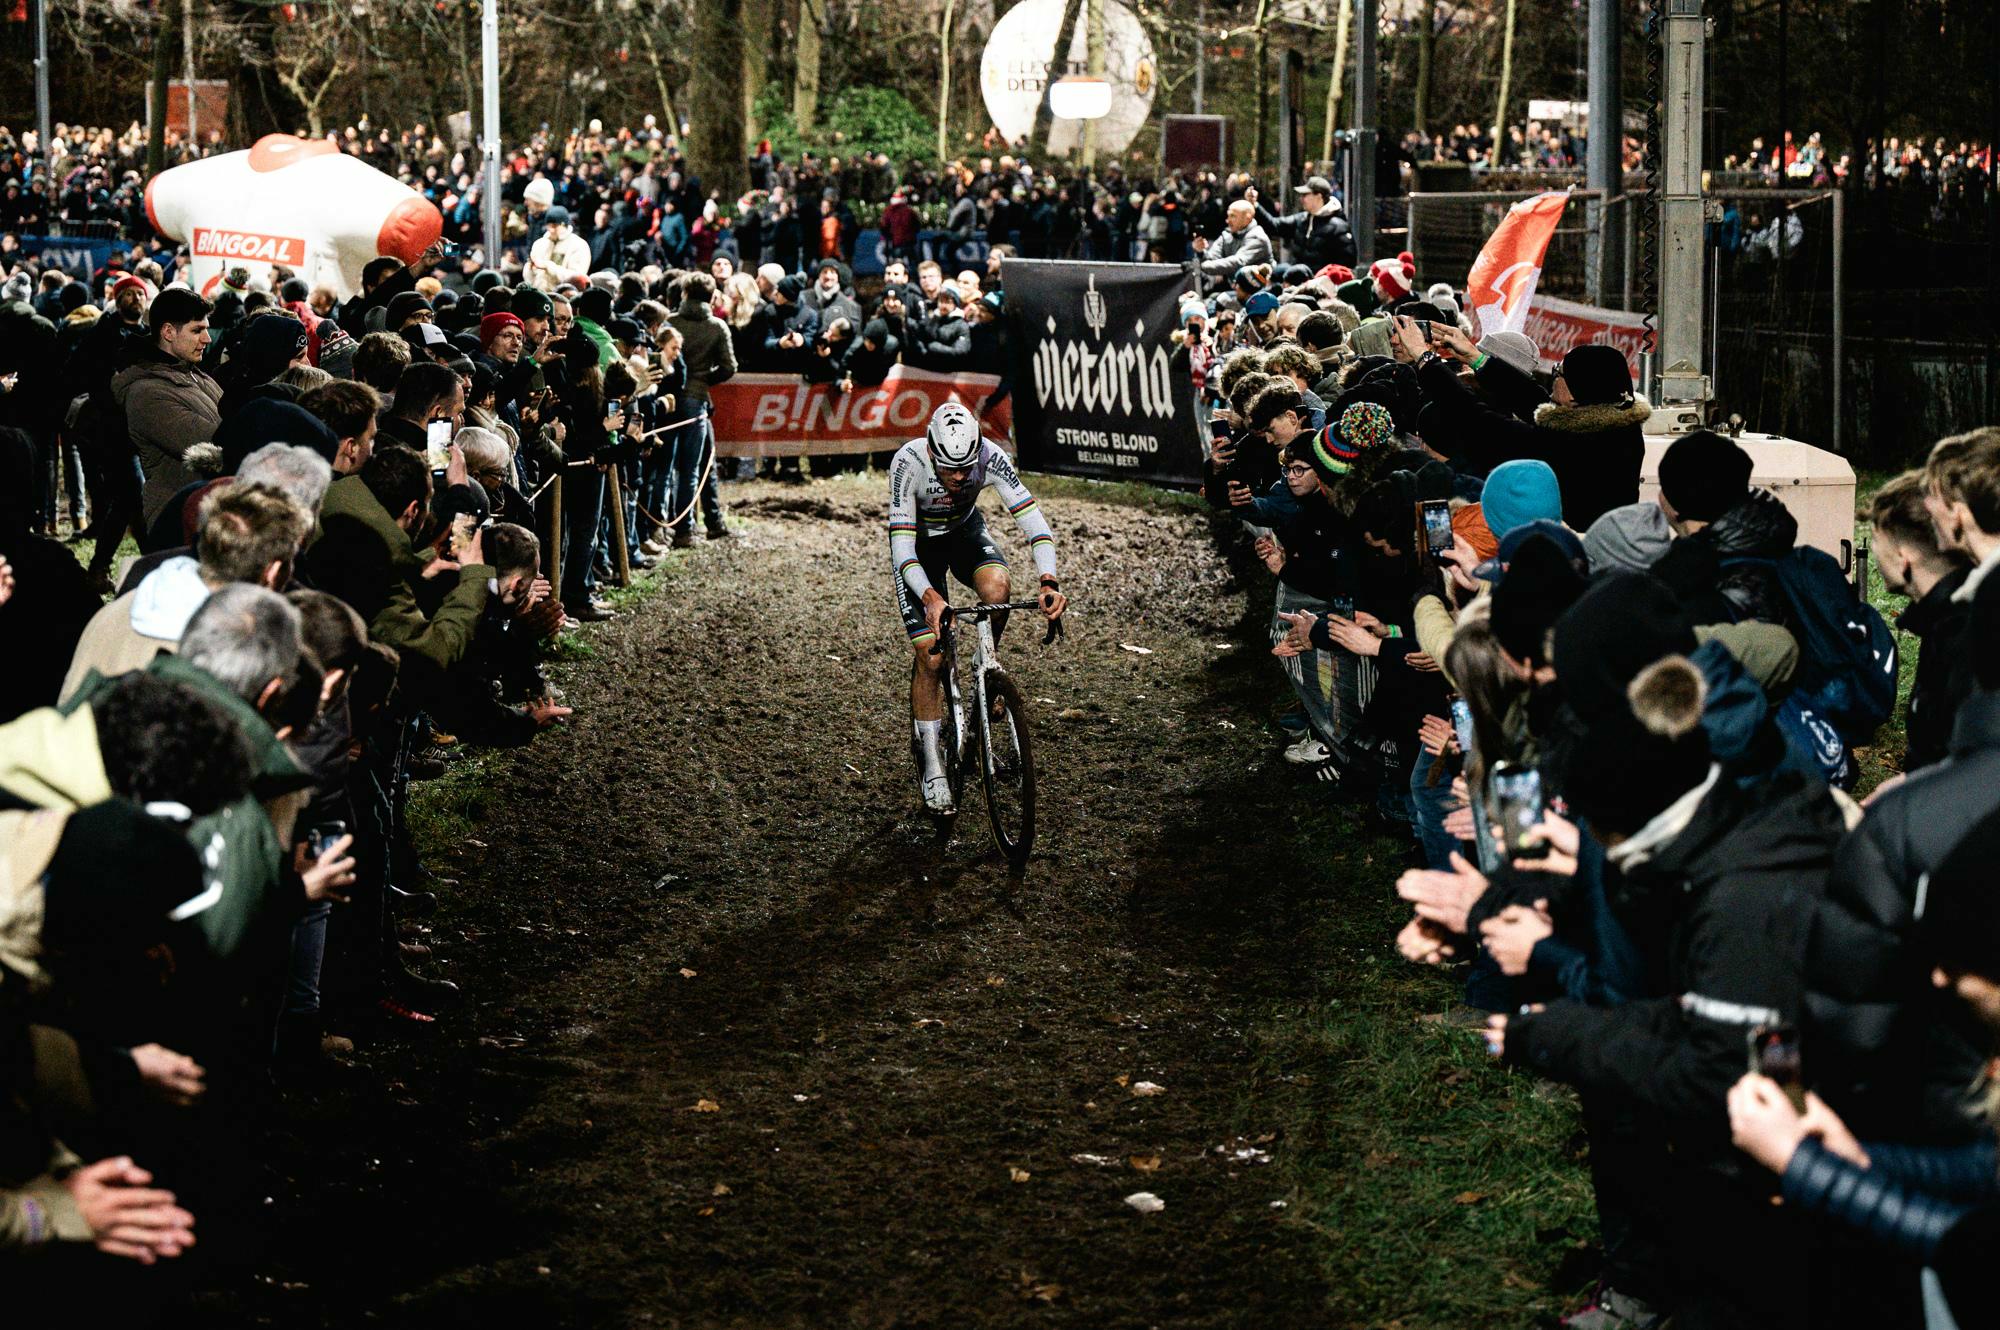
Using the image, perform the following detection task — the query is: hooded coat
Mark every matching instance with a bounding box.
[112,345,223,528]
[1507,769,1848,1151]
[1413,352,1648,529]
[1802,691,2000,1144]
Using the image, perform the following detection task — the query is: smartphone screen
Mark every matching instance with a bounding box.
[425,419,452,471]
[1488,763,1544,860]
[1419,499,1454,563]
[1749,1026,1807,1110]
[1449,697,1475,758]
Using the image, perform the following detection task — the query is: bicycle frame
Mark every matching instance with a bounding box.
[933,600,1040,777]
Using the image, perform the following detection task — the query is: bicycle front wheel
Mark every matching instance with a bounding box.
[979,672,1035,867]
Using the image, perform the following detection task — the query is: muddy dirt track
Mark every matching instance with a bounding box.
[214,474,1375,1329]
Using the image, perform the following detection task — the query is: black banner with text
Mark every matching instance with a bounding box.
[1002,259,1203,488]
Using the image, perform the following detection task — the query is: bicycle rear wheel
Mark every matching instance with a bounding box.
[979,672,1035,867]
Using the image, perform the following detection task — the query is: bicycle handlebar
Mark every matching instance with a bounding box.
[927,600,1066,654]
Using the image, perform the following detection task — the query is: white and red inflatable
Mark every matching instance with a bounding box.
[145,133,442,300]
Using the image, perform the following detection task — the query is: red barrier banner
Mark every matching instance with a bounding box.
[1519,294,1650,382]
[708,367,1011,458]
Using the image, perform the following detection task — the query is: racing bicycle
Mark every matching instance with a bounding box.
[919,600,1064,867]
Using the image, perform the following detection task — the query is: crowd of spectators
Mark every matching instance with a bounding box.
[1190,238,2000,1326]
[8,110,2000,1323]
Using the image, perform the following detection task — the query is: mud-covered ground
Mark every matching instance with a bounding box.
[185,473,1469,1328]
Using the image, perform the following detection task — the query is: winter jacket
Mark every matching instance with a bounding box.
[915,313,971,369]
[1688,489,1800,625]
[57,556,210,703]
[305,475,493,689]
[1778,1134,1996,1327]
[1257,483,1352,602]
[112,347,222,528]
[1897,565,1973,774]
[1507,768,1847,1154]
[1198,222,1274,280]
[1803,691,2000,1143]
[665,299,738,407]
[1413,351,1647,529]
[1253,202,1357,270]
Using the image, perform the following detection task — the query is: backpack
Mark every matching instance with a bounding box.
[1728,547,1898,748]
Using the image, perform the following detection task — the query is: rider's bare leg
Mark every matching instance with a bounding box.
[972,564,1011,643]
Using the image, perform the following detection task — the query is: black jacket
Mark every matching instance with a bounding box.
[1803,691,2000,1143]
[914,313,970,369]
[1896,565,1973,774]
[1688,489,1800,626]
[1508,770,1846,1155]
[1413,351,1647,529]
[1253,201,1357,269]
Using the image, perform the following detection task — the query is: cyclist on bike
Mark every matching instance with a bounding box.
[890,401,1066,812]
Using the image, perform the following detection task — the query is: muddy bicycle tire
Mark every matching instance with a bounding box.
[979,672,1035,867]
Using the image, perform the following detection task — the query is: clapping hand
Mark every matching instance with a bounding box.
[1479,900,1553,976]
[1396,851,1489,935]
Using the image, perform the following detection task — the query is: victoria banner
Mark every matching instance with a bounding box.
[1002,259,1203,488]
[708,366,1010,458]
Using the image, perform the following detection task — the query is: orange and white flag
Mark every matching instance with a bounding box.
[1465,191,1569,337]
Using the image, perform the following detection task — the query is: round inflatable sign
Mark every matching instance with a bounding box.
[979,0,1157,157]
[146,133,442,300]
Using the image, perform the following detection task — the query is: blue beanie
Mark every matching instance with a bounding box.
[1480,459,1563,542]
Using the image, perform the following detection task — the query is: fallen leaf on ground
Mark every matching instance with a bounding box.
[1124,1191,1166,1214]
[1009,1166,1031,1183]
[1129,1154,1162,1173]
[986,975,1005,987]
[698,1206,715,1217]
[1057,708,1087,720]
[691,1098,720,1113]
[1112,1074,1130,1088]
[1119,643,1154,654]
[1069,1153,1118,1167]
[679,967,698,979]
[712,1182,731,1196]
[914,1017,947,1028]
[1502,1271,1540,1291]
[1453,1190,1487,1205]
[1130,1080,1166,1097]
[1217,719,1237,729]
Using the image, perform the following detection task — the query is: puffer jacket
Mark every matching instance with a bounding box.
[1412,352,1647,529]
[111,347,222,528]
[1692,488,1799,625]
[1802,691,2000,1143]
[1507,768,1847,1155]
[665,298,738,405]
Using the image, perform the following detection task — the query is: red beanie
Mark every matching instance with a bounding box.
[110,274,154,301]
[1370,255,1414,302]
[479,311,525,348]
[1317,264,1356,285]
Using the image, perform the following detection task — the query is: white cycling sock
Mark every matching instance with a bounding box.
[914,720,945,780]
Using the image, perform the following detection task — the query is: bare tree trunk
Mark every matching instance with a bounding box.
[638,22,681,136]
[938,0,958,163]
[1413,1,1434,142]
[1080,0,1105,168]
[692,0,749,199]
[794,0,824,134]
[1322,0,1349,161]
[741,0,772,149]
[148,0,175,175]
[1251,0,1271,168]
[1490,0,1516,145]
[1030,0,1085,156]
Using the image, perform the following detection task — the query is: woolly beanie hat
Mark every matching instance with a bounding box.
[1308,401,1396,489]
[1370,252,1416,302]
[1480,459,1564,541]
[1658,428,1754,523]
[1584,502,1676,574]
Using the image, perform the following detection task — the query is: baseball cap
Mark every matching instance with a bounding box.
[1295,175,1333,196]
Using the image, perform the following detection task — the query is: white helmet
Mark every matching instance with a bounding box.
[925,401,981,468]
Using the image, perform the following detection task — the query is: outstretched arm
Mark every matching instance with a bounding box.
[985,444,1057,582]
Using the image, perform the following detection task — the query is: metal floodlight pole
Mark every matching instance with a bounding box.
[32,0,51,174]
[1657,0,1708,410]
[481,0,503,264]
[1585,0,1620,305]
[1352,0,1377,264]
